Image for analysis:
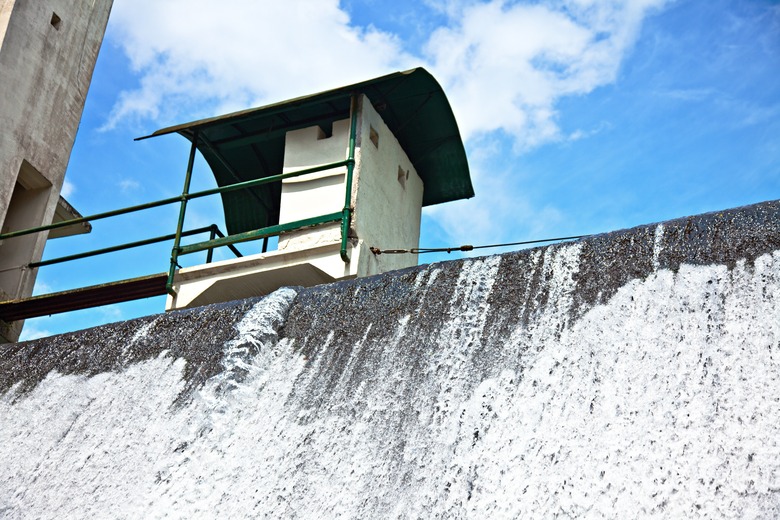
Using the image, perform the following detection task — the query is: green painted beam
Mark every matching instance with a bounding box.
[30,225,222,268]
[341,94,359,263]
[0,159,351,242]
[178,212,343,256]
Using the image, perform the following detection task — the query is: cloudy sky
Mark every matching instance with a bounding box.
[22,0,780,340]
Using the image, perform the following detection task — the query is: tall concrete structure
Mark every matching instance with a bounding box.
[0,0,113,342]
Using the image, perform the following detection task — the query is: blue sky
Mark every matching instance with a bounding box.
[20,0,780,340]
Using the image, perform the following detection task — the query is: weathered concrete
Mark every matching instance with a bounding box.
[0,0,112,341]
[0,199,779,518]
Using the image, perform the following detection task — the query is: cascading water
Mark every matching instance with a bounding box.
[1,200,779,518]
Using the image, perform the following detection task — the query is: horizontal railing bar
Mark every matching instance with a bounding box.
[29,226,219,268]
[0,159,351,241]
[0,194,185,241]
[182,159,350,200]
[178,212,343,256]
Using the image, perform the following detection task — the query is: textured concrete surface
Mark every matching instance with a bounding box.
[0,0,112,341]
[0,199,778,518]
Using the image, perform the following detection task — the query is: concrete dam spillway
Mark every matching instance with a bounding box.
[1,200,779,518]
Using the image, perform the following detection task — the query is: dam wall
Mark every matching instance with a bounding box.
[1,200,779,518]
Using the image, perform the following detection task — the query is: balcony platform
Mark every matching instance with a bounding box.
[165,240,371,311]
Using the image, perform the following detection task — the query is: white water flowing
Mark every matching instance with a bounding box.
[1,244,779,518]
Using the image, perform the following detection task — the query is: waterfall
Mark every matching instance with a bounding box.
[1,200,779,518]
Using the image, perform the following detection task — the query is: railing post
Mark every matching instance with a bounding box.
[167,131,199,296]
[206,225,217,263]
[341,93,359,263]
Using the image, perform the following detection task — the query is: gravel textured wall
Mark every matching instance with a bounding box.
[1,200,779,518]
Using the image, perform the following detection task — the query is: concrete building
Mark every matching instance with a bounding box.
[0,0,112,341]
[145,69,474,311]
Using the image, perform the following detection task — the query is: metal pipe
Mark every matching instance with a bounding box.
[178,212,342,256]
[341,94,359,263]
[0,193,185,241]
[185,159,350,199]
[0,159,351,242]
[167,133,199,296]
[206,225,216,263]
[29,226,217,268]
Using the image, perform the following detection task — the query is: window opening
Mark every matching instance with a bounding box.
[397,166,409,189]
[0,161,52,299]
[369,126,379,148]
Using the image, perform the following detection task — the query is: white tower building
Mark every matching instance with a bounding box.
[138,69,473,311]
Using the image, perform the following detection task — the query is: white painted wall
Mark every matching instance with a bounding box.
[352,95,423,276]
[277,95,422,276]
[277,120,351,251]
[0,0,112,341]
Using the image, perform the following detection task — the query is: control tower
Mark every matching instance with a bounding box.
[137,69,474,310]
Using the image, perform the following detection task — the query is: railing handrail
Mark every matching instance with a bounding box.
[29,224,241,269]
[0,159,352,242]
[177,212,343,256]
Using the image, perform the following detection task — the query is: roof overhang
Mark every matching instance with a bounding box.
[48,196,92,239]
[137,68,473,211]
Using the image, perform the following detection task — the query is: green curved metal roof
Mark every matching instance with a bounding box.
[138,68,473,235]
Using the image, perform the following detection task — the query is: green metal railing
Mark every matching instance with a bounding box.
[0,93,360,304]
[164,93,359,295]
[29,224,241,269]
[341,95,359,263]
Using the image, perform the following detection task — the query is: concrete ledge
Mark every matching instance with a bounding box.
[166,240,363,310]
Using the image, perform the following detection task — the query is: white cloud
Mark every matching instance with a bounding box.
[423,150,566,250]
[19,324,53,342]
[424,0,667,148]
[100,305,124,321]
[104,0,414,129]
[105,0,666,149]
[103,0,668,247]
[32,277,54,296]
[568,120,613,141]
[60,179,75,198]
[418,0,667,248]
[119,178,141,193]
